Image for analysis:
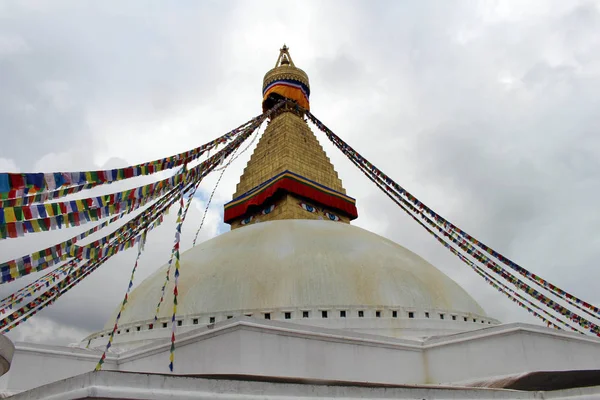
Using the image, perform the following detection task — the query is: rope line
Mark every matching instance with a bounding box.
[169,184,184,372]
[0,102,282,332]
[305,107,600,319]
[156,115,264,319]
[1,179,197,332]
[348,153,583,334]
[0,116,262,202]
[306,106,600,336]
[96,229,147,370]
[192,121,263,247]
[153,175,201,322]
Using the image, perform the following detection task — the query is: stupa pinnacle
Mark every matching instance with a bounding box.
[224,45,358,229]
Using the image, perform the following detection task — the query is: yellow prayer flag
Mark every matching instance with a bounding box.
[31,219,41,233]
[4,208,17,223]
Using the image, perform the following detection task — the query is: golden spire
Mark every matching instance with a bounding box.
[224,46,357,229]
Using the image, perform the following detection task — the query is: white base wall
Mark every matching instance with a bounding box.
[2,319,600,396]
[8,370,600,400]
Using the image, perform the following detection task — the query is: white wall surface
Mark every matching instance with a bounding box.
[0,343,117,395]
[118,324,425,383]
[425,327,600,384]
[3,320,600,396]
[7,370,545,400]
[9,370,600,400]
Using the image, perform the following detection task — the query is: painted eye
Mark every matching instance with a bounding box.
[299,203,317,213]
[241,216,253,225]
[262,205,275,215]
[324,212,340,221]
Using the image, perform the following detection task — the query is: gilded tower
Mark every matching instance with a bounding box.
[224,46,358,229]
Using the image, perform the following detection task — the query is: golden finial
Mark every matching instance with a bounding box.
[275,44,295,68]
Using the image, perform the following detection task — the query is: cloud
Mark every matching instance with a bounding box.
[1,0,599,344]
[0,34,29,57]
[0,158,18,172]
[6,315,89,346]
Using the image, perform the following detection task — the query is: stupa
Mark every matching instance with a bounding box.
[86,45,495,350]
[2,46,600,399]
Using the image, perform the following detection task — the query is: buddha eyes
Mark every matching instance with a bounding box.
[298,203,341,221]
[240,205,275,225]
[299,203,317,213]
[241,203,340,223]
[324,212,340,221]
[262,205,275,215]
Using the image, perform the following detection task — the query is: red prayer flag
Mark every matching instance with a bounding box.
[9,174,25,190]
[7,223,17,238]
[22,207,32,220]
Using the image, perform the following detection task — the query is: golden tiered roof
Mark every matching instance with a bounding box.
[233,113,346,197]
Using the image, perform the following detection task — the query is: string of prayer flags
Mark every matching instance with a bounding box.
[1,138,210,241]
[169,186,185,372]
[0,181,100,208]
[360,159,590,334]
[2,208,167,333]
[154,178,201,321]
[0,213,126,284]
[164,104,281,371]
[2,112,264,280]
[316,116,600,319]
[0,115,262,199]
[0,186,165,240]
[1,178,191,314]
[346,154,575,333]
[306,105,600,336]
[470,261,582,334]
[96,230,147,371]
[0,162,200,239]
[2,165,203,331]
[0,260,77,312]
[0,104,277,331]
[154,246,175,322]
[345,131,600,336]
[0,169,183,224]
[0,174,186,284]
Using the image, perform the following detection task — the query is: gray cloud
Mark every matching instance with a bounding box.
[1,0,599,344]
[0,1,231,169]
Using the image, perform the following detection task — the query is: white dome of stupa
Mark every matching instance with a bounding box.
[114,219,486,324]
[86,219,498,349]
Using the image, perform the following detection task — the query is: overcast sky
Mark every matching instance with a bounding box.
[0,0,599,345]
